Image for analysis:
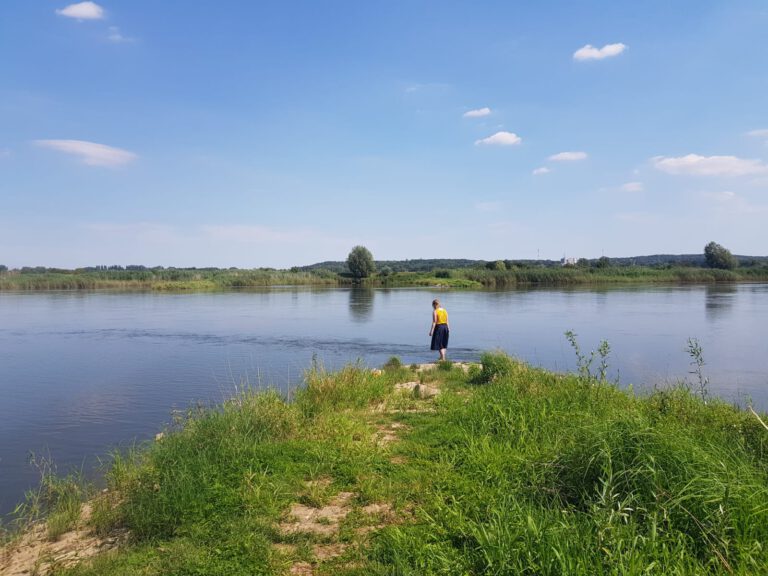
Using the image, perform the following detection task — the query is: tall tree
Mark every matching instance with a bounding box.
[346,246,376,278]
[704,241,738,270]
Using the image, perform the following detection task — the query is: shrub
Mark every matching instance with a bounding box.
[383,356,403,371]
[477,351,517,383]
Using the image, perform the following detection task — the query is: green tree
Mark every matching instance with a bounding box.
[346,245,376,278]
[704,241,738,270]
[594,256,611,269]
[485,260,506,271]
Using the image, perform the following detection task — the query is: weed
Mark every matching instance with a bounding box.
[382,356,402,371]
[686,337,710,402]
[11,454,87,540]
[565,330,611,382]
[436,359,453,371]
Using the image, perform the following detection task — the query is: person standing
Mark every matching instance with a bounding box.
[429,299,450,361]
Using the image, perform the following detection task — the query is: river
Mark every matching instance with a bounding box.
[1,284,766,515]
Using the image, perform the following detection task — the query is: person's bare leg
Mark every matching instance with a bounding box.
[440,348,447,361]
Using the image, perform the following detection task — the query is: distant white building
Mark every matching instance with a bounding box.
[561,256,578,266]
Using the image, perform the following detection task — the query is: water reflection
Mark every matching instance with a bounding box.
[705,284,737,319]
[348,287,374,322]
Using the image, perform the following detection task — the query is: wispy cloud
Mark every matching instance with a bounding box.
[573,43,627,61]
[35,139,137,167]
[463,107,491,118]
[107,26,135,43]
[747,129,768,138]
[532,167,551,175]
[0,148,11,159]
[475,131,521,146]
[614,211,660,224]
[474,201,502,213]
[56,1,105,20]
[652,154,768,177]
[621,182,643,192]
[201,225,311,244]
[404,82,451,93]
[703,191,768,214]
[705,191,737,202]
[549,151,587,161]
[78,222,354,268]
[87,222,177,240]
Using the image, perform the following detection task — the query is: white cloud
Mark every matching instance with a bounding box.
[549,151,588,161]
[747,129,768,138]
[56,2,105,20]
[532,167,551,175]
[573,43,627,61]
[652,154,768,177]
[35,139,137,167]
[621,182,643,192]
[463,107,491,118]
[474,131,521,146]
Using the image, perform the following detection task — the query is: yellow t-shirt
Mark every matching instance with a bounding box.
[435,307,448,324]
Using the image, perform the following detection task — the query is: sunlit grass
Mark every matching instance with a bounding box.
[6,354,767,575]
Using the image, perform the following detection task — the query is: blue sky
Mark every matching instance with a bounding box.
[1,1,766,268]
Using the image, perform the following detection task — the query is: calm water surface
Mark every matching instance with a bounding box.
[1,284,766,514]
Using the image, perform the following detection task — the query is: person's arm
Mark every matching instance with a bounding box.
[429,310,437,335]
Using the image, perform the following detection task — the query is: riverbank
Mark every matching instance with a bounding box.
[3,355,767,575]
[2,265,768,291]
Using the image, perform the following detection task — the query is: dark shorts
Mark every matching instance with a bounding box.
[430,324,449,350]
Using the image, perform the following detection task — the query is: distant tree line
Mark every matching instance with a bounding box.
[2,242,764,277]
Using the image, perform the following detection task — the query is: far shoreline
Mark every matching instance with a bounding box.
[2,264,768,292]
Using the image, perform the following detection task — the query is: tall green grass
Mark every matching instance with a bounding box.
[371,364,768,575]
[10,356,768,575]
[0,269,338,291]
[3,264,767,291]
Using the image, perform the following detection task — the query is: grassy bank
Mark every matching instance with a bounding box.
[4,354,767,575]
[0,269,339,291]
[2,264,768,291]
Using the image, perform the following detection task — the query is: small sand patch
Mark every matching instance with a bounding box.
[289,561,314,575]
[279,492,356,537]
[0,504,124,576]
[375,422,410,446]
[313,543,348,560]
[361,503,392,516]
[395,381,440,398]
[411,362,474,373]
